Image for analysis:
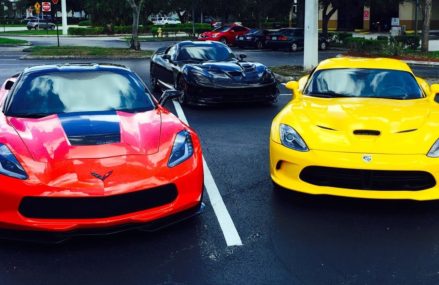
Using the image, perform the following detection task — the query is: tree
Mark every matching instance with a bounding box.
[126,0,144,50]
[320,0,341,37]
[419,0,432,52]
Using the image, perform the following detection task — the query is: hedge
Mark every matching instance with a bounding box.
[345,37,388,52]
[393,35,420,50]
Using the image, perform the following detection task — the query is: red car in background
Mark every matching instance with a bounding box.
[198,24,250,45]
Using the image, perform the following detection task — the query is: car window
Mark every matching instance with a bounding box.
[304,68,424,100]
[213,26,230,33]
[167,45,177,60]
[233,26,246,32]
[6,70,155,117]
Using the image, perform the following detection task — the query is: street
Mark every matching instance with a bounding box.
[1,41,439,285]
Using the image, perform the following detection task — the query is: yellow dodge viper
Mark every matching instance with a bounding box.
[270,57,439,200]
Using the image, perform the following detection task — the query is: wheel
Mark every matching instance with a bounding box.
[35,25,39,30]
[256,40,263,49]
[290,42,298,52]
[219,37,228,45]
[177,76,190,105]
[320,41,327,50]
[27,27,31,30]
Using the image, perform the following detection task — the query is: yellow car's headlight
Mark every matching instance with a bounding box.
[428,139,439,157]
[280,124,309,152]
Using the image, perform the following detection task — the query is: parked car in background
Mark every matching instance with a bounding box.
[150,41,279,105]
[152,16,181,25]
[265,28,329,51]
[198,24,250,45]
[235,28,270,49]
[27,19,56,30]
[21,16,38,23]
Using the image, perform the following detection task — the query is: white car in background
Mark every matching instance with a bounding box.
[152,17,181,25]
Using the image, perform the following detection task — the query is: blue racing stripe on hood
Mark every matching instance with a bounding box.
[58,111,121,146]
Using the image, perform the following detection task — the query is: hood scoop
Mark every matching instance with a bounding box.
[228,71,243,77]
[397,129,417,134]
[59,112,121,146]
[353,130,381,136]
[317,125,337,131]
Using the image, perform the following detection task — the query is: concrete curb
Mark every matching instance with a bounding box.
[20,55,151,60]
[0,42,32,47]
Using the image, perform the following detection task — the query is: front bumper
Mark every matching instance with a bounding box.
[270,140,439,200]
[187,82,279,105]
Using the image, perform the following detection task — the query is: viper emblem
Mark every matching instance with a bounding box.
[91,170,113,181]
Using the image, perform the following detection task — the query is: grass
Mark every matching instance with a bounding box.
[0,29,59,36]
[270,65,307,78]
[0,37,28,45]
[26,46,154,58]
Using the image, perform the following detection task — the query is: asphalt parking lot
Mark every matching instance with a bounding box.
[2,45,439,285]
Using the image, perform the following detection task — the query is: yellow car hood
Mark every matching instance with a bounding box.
[274,96,439,155]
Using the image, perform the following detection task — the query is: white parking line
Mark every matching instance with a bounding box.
[172,100,243,247]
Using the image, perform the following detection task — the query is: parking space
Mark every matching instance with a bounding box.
[1,46,439,284]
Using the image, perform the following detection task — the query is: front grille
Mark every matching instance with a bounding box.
[300,166,436,191]
[193,85,278,102]
[19,184,178,219]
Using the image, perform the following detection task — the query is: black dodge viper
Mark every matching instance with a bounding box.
[150,41,279,105]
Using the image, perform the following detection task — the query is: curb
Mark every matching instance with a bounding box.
[0,42,31,47]
[20,55,151,60]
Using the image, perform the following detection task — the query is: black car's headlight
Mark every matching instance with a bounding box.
[192,71,212,86]
[168,130,194,167]
[0,144,28,179]
[280,124,309,152]
[428,139,439,157]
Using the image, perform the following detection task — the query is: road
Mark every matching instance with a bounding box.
[1,43,439,285]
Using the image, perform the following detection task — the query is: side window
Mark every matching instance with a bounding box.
[167,45,177,60]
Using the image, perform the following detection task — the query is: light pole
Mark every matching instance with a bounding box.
[303,0,318,70]
[61,0,67,35]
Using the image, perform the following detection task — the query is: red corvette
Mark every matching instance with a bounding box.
[198,24,250,45]
[0,64,203,241]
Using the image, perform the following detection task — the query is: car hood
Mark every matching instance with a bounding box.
[185,61,271,85]
[7,110,162,162]
[276,97,439,155]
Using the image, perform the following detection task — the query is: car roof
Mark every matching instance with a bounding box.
[315,57,413,73]
[22,63,131,75]
[177,41,226,47]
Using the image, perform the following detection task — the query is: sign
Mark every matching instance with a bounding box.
[34,2,41,14]
[363,10,370,21]
[391,17,400,27]
[42,2,51,12]
[52,0,59,4]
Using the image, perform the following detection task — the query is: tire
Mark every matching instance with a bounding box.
[219,37,228,45]
[320,41,327,50]
[27,27,31,30]
[256,40,263,49]
[177,76,190,105]
[35,25,39,30]
[290,42,298,52]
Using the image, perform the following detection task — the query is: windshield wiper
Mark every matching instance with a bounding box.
[306,91,352,98]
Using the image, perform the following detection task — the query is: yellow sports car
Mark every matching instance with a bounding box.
[270,57,439,200]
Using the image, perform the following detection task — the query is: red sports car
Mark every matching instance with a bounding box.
[198,24,250,45]
[0,64,203,241]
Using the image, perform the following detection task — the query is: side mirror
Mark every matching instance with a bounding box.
[4,80,14,90]
[238,54,247,61]
[159,90,182,106]
[431,84,439,103]
[285,81,299,98]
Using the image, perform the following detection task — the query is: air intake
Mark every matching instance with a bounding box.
[353,130,381,136]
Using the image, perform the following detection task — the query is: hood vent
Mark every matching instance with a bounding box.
[68,133,120,146]
[397,129,417,134]
[228,71,243,77]
[317,125,337,131]
[353,130,381,136]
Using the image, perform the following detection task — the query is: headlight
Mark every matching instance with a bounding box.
[212,33,219,38]
[0,144,27,179]
[168,130,194,167]
[210,71,230,79]
[280,124,308,152]
[428,139,439,157]
[192,71,212,86]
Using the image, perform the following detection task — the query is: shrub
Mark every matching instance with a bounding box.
[78,20,91,26]
[335,32,353,44]
[393,35,420,50]
[376,36,389,42]
[68,27,104,36]
[345,37,387,52]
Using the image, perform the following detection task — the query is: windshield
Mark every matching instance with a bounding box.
[304,68,424,100]
[7,70,155,118]
[213,26,230,32]
[177,45,235,61]
[246,29,262,35]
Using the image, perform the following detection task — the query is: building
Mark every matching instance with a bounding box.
[319,0,439,32]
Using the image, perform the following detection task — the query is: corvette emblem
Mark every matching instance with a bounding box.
[362,155,372,163]
[91,170,113,181]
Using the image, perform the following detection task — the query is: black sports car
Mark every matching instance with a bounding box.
[265,28,329,52]
[235,29,270,49]
[150,41,279,105]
